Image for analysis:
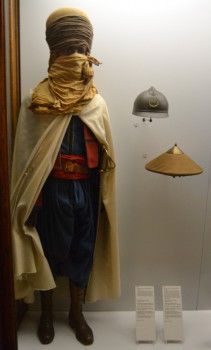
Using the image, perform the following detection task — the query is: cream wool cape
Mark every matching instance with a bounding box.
[11,91,120,303]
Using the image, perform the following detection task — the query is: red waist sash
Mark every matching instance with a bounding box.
[51,154,89,180]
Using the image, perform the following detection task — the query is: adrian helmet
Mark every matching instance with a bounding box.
[132,86,169,118]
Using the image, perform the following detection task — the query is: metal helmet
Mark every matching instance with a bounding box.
[132,86,169,118]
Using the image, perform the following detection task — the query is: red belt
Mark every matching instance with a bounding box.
[51,154,89,180]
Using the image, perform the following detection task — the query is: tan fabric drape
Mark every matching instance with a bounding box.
[11,92,120,303]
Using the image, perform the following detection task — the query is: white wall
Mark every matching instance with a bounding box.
[20,0,211,311]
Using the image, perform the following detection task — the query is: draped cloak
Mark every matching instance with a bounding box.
[10,91,120,303]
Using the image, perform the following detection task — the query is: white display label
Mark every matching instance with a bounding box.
[162,286,183,342]
[135,286,156,342]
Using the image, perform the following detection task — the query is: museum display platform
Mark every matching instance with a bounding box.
[18,310,211,349]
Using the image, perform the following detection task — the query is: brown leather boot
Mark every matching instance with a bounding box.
[37,290,55,344]
[68,281,94,345]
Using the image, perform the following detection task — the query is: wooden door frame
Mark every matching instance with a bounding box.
[9,0,20,141]
[0,0,20,349]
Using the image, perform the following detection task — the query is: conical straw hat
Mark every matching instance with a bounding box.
[145,144,203,177]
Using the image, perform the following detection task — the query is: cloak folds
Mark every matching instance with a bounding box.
[11,91,120,303]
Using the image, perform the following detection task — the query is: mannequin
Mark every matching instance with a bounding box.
[10,7,120,346]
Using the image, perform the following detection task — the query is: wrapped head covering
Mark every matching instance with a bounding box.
[46,7,93,66]
[29,7,99,115]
